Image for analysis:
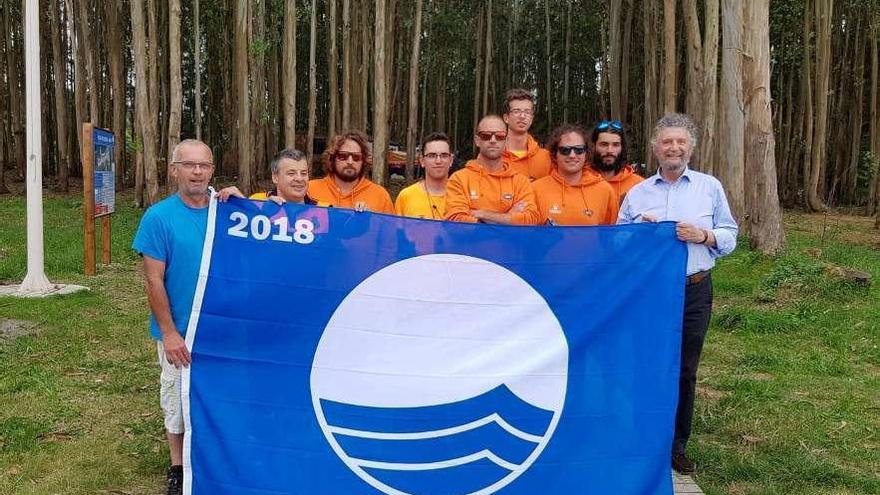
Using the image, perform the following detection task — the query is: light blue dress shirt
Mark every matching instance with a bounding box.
[617,167,738,275]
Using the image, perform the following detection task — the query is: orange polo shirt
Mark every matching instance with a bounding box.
[602,165,644,203]
[307,176,394,214]
[502,134,552,181]
[445,160,540,225]
[533,167,619,226]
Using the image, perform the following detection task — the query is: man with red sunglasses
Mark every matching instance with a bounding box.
[308,130,394,214]
[501,88,552,181]
[445,115,540,225]
[588,120,644,202]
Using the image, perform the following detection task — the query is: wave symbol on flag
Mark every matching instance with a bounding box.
[311,254,569,495]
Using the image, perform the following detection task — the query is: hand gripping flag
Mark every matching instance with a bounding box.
[182,196,687,495]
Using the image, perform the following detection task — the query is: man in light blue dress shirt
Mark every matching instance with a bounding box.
[618,113,738,475]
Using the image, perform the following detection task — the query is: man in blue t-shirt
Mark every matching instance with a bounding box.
[132,139,214,495]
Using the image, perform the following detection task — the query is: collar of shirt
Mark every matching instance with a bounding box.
[650,166,694,185]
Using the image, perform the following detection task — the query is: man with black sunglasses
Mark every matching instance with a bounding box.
[309,130,394,213]
[445,115,540,224]
[588,120,643,203]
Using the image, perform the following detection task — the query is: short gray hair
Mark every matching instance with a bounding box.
[270,148,307,174]
[650,113,698,148]
[171,139,213,163]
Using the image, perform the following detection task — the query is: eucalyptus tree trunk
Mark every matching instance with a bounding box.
[234,0,252,194]
[473,10,483,131]
[168,0,182,169]
[608,0,623,120]
[643,0,660,170]
[718,0,744,220]
[194,0,201,140]
[251,0,267,175]
[108,0,126,188]
[663,0,676,112]
[544,0,552,125]
[283,0,297,148]
[342,0,352,129]
[130,0,160,204]
[482,0,493,117]
[699,0,720,175]
[801,0,816,212]
[743,0,785,253]
[808,0,833,212]
[328,0,339,140]
[683,0,703,166]
[77,0,98,124]
[372,0,389,186]
[869,15,879,217]
[49,0,70,192]
[307,0,318,165]
[562,0,571,122]
[405,0,423,182]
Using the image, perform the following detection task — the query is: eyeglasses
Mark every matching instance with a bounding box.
[476,131,508,141]
[423,152,452,161]
[557,145,587,156]
[335,151,364,162]
[173,161,214,171]
[596,120,624,132]
[507,109,533,117]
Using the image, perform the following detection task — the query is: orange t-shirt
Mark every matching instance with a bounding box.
[502,134,552,181]
[307,176,394,214]
[533,167,619,226]
[445,160,540,225]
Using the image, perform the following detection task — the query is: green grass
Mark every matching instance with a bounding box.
[1,194,878,494]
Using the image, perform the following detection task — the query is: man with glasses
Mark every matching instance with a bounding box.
[395,132,453,219]
[501,88,552,181]
[589,120,644,202]
[618,113,738,475]
[445,115,540,224]
[132,139,215,495]
[309,130,394,213]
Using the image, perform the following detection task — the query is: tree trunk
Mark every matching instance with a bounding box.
[620,0,634,120]
[808,0,832,212]
[328,0,339,140]
[342,0,351,129]
[717,0,744,220]
[194,0,202,140]
[283,0,297,148]
[235,0,252,193]
[130,0,160,205]
[544,0,552,125]
[107,0,126,189]
[683,0,703,166]
[801,0,816,211]
[49,0,70,192]
[563,0,572,122]
[608,0,623,120]
[663,0,677,112]
[644,0,660,171]
[869,14,879,216]
[699,0,720,174]
[482,0,493,117]
[307,0,318,165]
[405,0,423,182]
[251,0,267,177]
[373,0,388,185]
[472,10,483,131]
[743,0,785,253]
[168,0,182,172]
[77,0,98,125]
[359,0,370,131]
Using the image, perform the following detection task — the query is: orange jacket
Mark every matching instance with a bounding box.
[445,160,540,225]
[533,167,619,226]
[603,165,644,202]
[503,134,552,181]
[307,176,394,214]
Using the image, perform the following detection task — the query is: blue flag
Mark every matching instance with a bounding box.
[182,197,687,495]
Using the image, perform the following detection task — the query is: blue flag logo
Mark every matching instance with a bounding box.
[183,198,687,495]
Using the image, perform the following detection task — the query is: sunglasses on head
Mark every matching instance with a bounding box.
[335,151,364,162]
[476,131,508,141]
[558,145,587,156]
[596,120,624,132]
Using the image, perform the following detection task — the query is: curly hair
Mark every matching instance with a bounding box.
[545,124,589,165]
[503,88,536,114]
[650,113,698,149]
[321,130,373,177]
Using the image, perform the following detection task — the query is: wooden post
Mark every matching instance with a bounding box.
[82,123,96,275]
[102,216,111,265]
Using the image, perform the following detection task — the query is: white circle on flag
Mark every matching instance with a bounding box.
[311,254,568,495]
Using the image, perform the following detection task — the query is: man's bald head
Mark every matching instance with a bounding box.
[171,139,213,164]
[477,115,506,133]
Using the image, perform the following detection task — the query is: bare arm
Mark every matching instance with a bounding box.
[143,255,191,367]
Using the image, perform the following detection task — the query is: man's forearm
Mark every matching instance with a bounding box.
[146,277,178,338]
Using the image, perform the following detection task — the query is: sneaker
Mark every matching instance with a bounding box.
[672,452,696,475]
[166,465,183,495]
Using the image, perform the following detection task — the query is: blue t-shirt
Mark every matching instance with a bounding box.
[132,194,209,340]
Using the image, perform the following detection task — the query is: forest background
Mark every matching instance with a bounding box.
[0,0,879,255]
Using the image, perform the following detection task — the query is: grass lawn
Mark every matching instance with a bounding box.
[1,192,878,495]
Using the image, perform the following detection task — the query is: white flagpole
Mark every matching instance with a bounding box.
[18,0,53,293]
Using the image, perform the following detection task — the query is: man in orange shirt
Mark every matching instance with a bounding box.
[445,115,540,225]
[533,125,618,225]
[501,89,552,181]
[308,130,394,213]
[588,120,644,202]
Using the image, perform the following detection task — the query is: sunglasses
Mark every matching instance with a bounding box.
[558,145,587,156]
[596,120,624,132]
[335,151,364,162]
[476,131,508,141]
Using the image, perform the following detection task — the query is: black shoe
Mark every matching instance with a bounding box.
[166,465,183,495]
[672,452,696,475]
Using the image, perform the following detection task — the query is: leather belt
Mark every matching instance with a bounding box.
[686,270,711,286]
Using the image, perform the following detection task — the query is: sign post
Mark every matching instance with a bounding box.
[82,124,116,275]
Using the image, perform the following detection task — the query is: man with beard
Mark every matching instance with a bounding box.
[588,120,643,202]
[501,88,552,181]
[132,139,215,495]
[395,132,453,219]
[308,130,395,213]
[618,113,738,476]
[445,115,540,225]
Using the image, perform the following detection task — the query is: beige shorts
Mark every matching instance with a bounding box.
[157,341,185,434]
